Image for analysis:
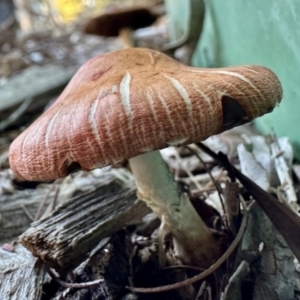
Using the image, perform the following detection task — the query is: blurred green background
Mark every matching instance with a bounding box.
[166,0,300,159]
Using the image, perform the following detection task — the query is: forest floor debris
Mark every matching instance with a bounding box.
[1,3,300,299]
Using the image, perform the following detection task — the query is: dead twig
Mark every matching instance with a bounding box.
[185,145,227,219]
[34,184,55,221]
[50,181,61,212]
[173,149,204,191]
[194,281,208,300]
[47,268,104,289]
[270,135,298,213]
[21,204,34,222]
[220,260,249,300]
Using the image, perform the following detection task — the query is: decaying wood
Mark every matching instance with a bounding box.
[0,168,128,244]
[0,243,50,300]
[197,141,300,299]
[51,231,134,300]
[20,184,150,273]
[198,142,300,262]
[237,141,297,300]
[241,201,296,300]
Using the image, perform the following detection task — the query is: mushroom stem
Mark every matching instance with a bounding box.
[129,150,221,266]
[119,27,134,48]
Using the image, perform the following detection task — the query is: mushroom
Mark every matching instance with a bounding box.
[9,48,282,266]
[83,6,159,48]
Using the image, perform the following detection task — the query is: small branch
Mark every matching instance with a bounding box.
[21,204,34,222]
[34,184,55,221]
[20,186,149,273]
[173,149,204,192]
[48,268,104,289]
[186,145,227,219]
[220,260,249,300]
[270,137,298,213]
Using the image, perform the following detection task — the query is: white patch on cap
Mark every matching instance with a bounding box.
[240,67,259,74]
[157,92,174,128]
[213,70,263,95]
[164,74,193,118]
[148,52,155,65]
[193,83,213,111]
[190,69,265,101]
[111,85,118,93]
[120,71,132,119]
[140,147,154,153]
[146,89,158,122]
[166,138,188,147]
[89,91,104,152]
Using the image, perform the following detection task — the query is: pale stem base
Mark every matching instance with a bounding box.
[129,150,221,266]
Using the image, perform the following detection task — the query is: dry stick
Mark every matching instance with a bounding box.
[185,146,224,201]
[34,184,55,221]
[270,134,298,212]
[207,285,213,300]
[203,169,225,191]
[191,188,215,196]
[185,146,228,221]
[126,197,250,294]
[195,281,208,300]
[50,181,61,212]
[0,97,33,131]
[47,268,104,289]
[47,237,112,288]
[36,180,61,221]
[173,149,204,192]
[21,204,34,222]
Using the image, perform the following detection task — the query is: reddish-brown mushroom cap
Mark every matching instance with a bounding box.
[9,48,282,181]
[83,7,158,37]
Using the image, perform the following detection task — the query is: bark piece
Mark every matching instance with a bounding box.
[20,186,150,273]
[0,169,121,244]
[0,243,49,300]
